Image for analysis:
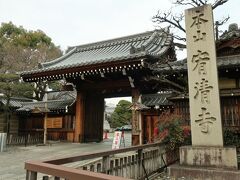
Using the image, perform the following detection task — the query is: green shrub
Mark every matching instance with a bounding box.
[155,112,191,150]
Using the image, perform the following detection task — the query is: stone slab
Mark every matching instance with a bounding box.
[185,4,223,146]
[180,146,238,169]
[168,164,240,180]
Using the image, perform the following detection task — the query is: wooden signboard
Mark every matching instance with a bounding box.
[47,117,63,128]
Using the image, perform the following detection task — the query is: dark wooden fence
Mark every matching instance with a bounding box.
[174,95,240,128]
[7,132,43,146]
[25,142,178,180]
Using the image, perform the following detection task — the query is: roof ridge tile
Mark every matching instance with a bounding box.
[75,31,154,52]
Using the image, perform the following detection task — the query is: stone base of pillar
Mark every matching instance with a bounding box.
[168,164,240,180]
[179,146,238,169]
[168,145,239,180]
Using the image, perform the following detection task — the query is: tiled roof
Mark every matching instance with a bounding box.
[46,91,76,101]
[141,93,173,107]
[130,102,150,111]
[17,99,75,112]
[153,55,240,73]
[220,23,240,40]
[17,91,76,113]
[216,23,240,56]
[0,97,33,108]
[21,28,173,76]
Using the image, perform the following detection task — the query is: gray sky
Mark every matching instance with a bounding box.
[0,0,171,50]
[0,0,239,105]
[1,0,238,50]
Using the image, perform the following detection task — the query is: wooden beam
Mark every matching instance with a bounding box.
[77,79,131,91]
[22,59,142,82]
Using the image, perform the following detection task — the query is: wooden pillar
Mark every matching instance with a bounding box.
[74,91,85,143]
[132,88,141,145]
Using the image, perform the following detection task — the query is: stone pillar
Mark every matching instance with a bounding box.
[131,88,141,145]
[169,5,239,179]
[74,91,85,143]
[186,4,223,146]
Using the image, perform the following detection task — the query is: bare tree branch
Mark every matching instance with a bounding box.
[212,0,228,10]
[173,0,196,7]
[216,15,230,26]
[172,13,185,32]
[153,10,186,33]
[153,0,229,47]
[198,0,206,5]
[174,42,187,49]
[173,34,186,42]
[215,15,230,40]
[152,76,184,90]
[155,25,186,43]
[173,0,228,9]
[173,0,206,7]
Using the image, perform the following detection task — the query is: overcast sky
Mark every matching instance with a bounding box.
[0,0,239,105]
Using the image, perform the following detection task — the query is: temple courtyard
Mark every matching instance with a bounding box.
[0,132,131,180]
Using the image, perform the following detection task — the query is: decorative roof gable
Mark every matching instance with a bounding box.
[217,23,240,56]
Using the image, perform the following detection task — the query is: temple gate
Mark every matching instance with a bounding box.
[21,29,175,144]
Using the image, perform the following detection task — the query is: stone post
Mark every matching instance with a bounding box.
[186,5,223,146]
[183,3,237,167]
[169,5,239,179]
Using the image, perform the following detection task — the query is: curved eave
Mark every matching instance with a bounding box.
[17,99,75,113]
[21,28,173,82]
[21,53,149,82]
[39,47,77,68]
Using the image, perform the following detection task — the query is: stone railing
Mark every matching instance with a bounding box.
[25,142,178,180]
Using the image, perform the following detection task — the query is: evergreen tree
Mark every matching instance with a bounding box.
[109,100,132,128]
[0,22,62,73]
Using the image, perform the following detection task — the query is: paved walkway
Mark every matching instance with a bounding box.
[0,132,131,180]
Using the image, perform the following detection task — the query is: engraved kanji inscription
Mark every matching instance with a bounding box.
[192,50,210,75]
[194,78,213,104]
[185,5,224,146]
[193,30,206,42]
[190,10,208,29]
[195,107,216,133]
